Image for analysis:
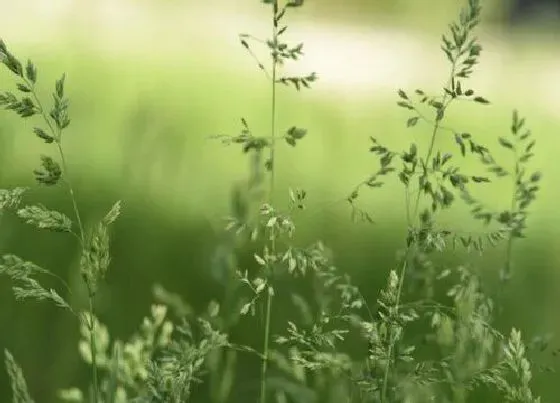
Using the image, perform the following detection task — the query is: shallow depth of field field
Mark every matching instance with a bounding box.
[1,0,559,401]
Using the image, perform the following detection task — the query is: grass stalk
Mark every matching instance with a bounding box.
[57,143,99,403]
[380,62,455,403]
[260,2,279,403]
[0,1,548,402]
[25,70,98,403]
[87,297,100,403]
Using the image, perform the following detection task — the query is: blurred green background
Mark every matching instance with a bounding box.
[1,0,559,401]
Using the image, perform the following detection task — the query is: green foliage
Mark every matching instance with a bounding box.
[0,37,123,403]
[0,0,554,402]
[56,304,229,403]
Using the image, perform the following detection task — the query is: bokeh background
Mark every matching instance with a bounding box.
[1,0,559,401]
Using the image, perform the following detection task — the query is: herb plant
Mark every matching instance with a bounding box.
[0,0,554,402]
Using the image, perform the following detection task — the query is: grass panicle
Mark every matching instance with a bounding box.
[0,0,553,402]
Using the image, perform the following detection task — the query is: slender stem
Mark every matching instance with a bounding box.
[410,57,456,224]
[26,77,86,242]
[503,154,519,281]
[380,63,456,402]
[380,118,442,402]
[260,286,273,403]
[269,37,278,199]
[496,147,519,319]
[260,3,279,403]
[26,77,97,402]
[57,141,98,403]
[56,143,85,241]
[380,256,408,402]
[88,297,99,403]
[410,101,448,223]
[25,78,56,138]
[405,186,411,225]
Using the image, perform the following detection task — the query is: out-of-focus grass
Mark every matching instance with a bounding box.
[1,9,560,399]
[0,38,557,227]
[135,0,508,27]
[1,37,559,325]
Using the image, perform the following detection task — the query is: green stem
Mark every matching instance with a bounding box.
[503,152,519,282]
[260,3,278,403]
[260,286,273,403]
[380,66,455,402]
[26,77,86,241]
[269,30,278,199]
[57,141,98,403]
[88,296,99,403]
[380,257,408,402]
[56,143,85,241]
[496,146,519,319]
[410,100,449,224]
[27,77,97,402]
[380,118,443,403]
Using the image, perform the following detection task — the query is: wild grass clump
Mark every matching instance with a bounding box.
[0,0,555,402]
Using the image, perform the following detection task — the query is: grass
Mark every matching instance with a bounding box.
[0,0,559,402]
[0,30,558,223]
[0,60,556,225]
